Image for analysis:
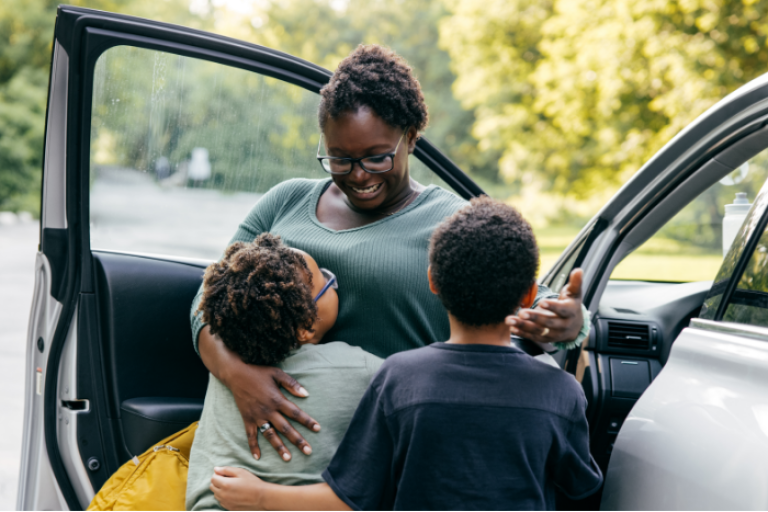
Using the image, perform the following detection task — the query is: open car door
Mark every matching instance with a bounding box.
[18,6,484,510]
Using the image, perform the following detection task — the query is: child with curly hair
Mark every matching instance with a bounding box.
[185,233,382,511]
[209,197,602,510]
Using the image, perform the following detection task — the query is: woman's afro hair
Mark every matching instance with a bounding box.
[197,233,317,366]
[429,196,539,326]
[319,44,428,132]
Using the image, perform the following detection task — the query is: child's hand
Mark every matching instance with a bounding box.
[210,466,269,511]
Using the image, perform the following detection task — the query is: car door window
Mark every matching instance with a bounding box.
[611,149,768,282]
[89,45,447,259]
[699,172,768,319]
[720,227,768,326]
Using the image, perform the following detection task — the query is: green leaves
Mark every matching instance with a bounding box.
[440,0,768,201]
[0,65,46,212]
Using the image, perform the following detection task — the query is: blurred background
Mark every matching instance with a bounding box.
[3,0,768,279]
[1,0,768,506]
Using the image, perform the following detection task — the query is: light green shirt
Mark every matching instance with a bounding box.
[185,342,383,511]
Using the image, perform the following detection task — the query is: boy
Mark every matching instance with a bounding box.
[186,233,383,510]
[210,197,603,510]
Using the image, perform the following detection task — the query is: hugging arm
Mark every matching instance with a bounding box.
[197,327,320,460]
[210,467,349,511]
[211,380,394,511]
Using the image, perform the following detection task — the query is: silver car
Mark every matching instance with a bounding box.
[18,5,768,510]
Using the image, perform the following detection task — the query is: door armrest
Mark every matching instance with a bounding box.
[121,397,204,456]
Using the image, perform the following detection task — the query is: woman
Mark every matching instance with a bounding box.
[190,44,589,462]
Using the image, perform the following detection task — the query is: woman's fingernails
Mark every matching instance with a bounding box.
[282,453,291,461]
[253,453,259,460]
[508,318,517,326]
[298,387,309,397]
[313,424,321,432]
[510,327,519,335]
[214,466,222,471]
[303,446,312,455]
[541,302,550,309]
[520,311,530,319]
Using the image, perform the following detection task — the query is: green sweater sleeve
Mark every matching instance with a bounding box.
[189,180,304,354]
[532,283,591,351]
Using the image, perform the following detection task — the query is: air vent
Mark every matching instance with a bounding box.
[607,322,650,350]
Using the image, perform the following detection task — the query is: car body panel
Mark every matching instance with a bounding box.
[602,321,768,510]
[17,252,67,511]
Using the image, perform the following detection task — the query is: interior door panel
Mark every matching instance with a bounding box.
[88,252,209,462]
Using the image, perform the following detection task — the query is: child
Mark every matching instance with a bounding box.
[185,233,383,510]
[210,197,603,510]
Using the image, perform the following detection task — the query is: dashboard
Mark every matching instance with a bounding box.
[597,279,713,364]
[581,279,713,471]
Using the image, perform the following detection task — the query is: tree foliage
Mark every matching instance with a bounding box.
[5,0,768,216]
[440,0,768,198]
[0,0,209,214]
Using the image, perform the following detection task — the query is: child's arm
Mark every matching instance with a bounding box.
[210,466,351,511]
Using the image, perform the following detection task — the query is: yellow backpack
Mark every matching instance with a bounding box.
[88,422,198,511]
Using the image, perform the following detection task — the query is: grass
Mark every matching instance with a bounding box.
[534,225,723,283]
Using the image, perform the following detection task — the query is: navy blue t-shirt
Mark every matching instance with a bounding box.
[322,342,603,510]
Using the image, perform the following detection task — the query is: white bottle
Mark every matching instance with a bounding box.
[723,192,751,257]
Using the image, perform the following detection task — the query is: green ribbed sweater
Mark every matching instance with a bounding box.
[190,178,588,358]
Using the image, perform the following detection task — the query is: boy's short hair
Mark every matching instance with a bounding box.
[197,233,317,366]
[429,196,539,326]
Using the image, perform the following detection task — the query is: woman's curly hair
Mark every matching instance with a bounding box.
[429,196,539,326]
[197,233,317,366]
[319,44,428,132]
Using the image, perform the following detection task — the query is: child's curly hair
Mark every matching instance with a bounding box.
[429,196,539,326]
[197,233,317,366]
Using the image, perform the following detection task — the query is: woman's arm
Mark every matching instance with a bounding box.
[210,467,349,511]
[198,326,321,460]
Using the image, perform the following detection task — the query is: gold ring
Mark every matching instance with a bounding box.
[541,327,550,337]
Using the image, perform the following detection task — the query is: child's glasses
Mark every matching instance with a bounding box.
[314,268,338,301]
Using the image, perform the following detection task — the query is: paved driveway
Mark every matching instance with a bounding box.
[0,221,38,510]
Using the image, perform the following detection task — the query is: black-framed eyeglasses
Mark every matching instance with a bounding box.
[316,129,408,175]
[314,268,338,302]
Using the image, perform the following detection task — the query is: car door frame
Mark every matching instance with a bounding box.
[25,6,485,510]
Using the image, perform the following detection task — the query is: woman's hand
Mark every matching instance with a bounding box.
[199,327,321,461]
[211,466,268,511]
[507,268,584,345]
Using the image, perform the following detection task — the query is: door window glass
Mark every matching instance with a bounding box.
[89,45,447,260]
[699,175,768,319]
[611,149,768,283]
[720,197,768,326]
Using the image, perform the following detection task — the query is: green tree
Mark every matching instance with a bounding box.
[440,0,768,199]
